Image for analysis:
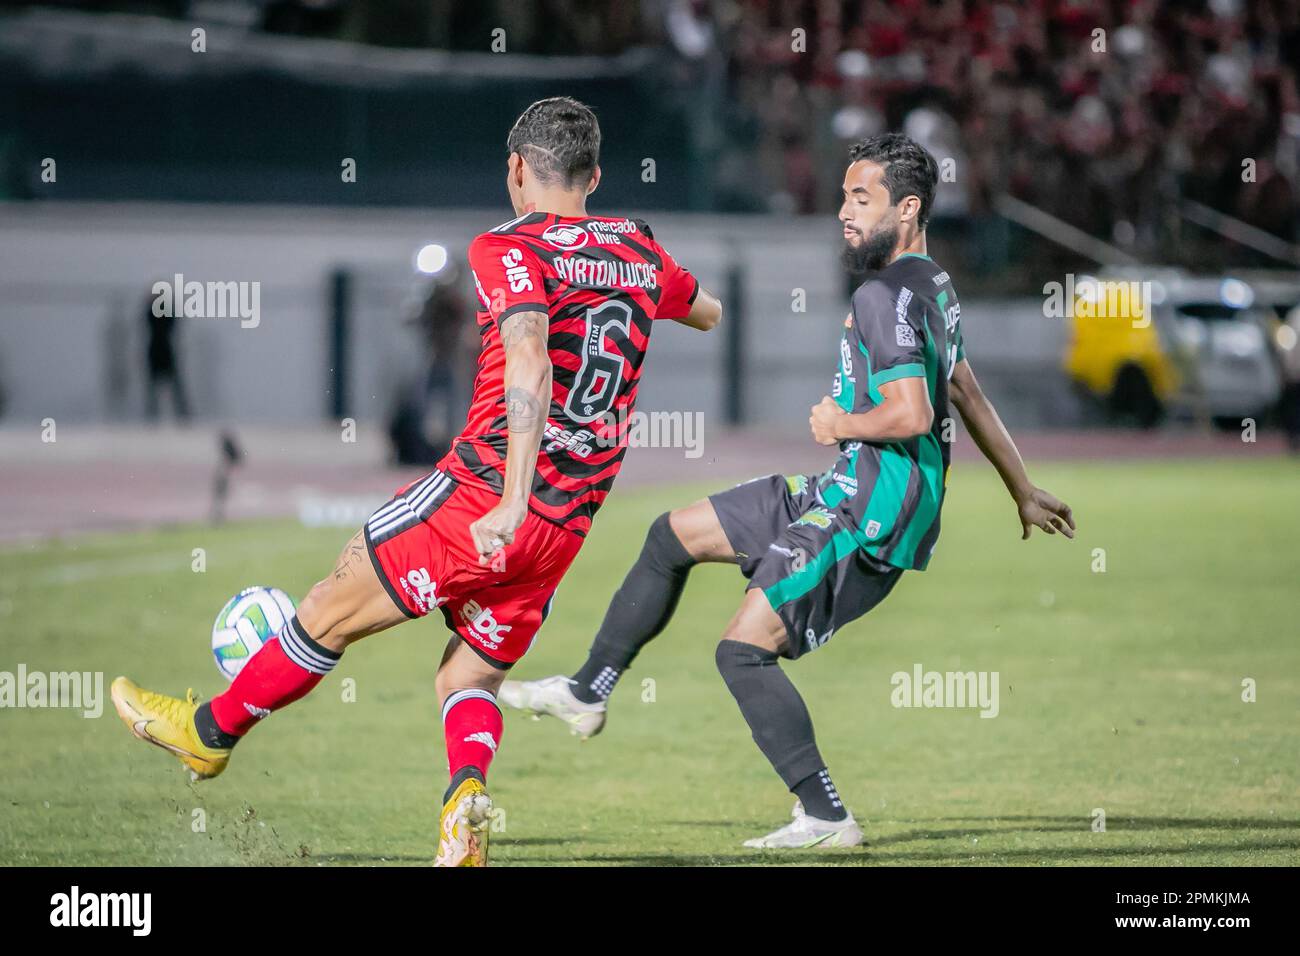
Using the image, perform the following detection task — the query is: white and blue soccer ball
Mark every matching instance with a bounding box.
[211,586,297,681]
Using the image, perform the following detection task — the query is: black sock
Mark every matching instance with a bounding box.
[193,702,240,750]
[443,764,485,805]
[715,638,846,817]
[569,513,696,704]
[570,658,622,704]
[792,768,848,822]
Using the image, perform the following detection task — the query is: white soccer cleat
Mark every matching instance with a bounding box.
[742,808,865,849]
[498,675,607,739]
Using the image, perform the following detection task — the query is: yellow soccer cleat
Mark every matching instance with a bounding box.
[435,776,493,867]
[110,676,230,781]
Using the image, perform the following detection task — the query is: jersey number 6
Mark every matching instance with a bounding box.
[565,300,633,423]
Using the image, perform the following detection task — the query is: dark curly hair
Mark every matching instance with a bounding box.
[847,133,939,228]
[506,97,601,190]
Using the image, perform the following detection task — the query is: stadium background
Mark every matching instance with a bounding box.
[0,0,1297,867]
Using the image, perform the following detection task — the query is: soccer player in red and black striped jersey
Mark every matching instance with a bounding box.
[109,97,722,866]
[454,202,699,538]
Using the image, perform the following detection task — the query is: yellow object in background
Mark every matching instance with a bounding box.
[1064,279,1180,402]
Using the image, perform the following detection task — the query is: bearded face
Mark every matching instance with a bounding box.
[840,216,899,274]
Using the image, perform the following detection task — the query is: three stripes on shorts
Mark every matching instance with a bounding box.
[367,470,458,546]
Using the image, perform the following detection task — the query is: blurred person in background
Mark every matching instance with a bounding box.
[142,287,191,423]
[1275,305,1300,452]
[389,270,478,466]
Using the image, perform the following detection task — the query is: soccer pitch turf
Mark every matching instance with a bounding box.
[1,457,1297,866]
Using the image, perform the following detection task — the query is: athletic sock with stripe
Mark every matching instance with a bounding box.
[442,689,503,802]
[207,615,341,737]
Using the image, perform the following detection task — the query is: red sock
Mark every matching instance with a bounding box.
[209,616,340,736]
[442,690,503,781]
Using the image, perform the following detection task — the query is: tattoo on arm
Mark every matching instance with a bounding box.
[506,386,541,433]
[500,310,548,434]
[499,310,547,349]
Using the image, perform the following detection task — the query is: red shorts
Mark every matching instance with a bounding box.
[364,468,584,667]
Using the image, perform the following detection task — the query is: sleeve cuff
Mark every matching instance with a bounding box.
[871,363,925,387]
[495,302,549,326]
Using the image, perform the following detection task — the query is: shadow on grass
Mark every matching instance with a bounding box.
[931,814,1300,831]
[321,836,581,864]
[879,838,1300,865]
[551,838,1300,866]
[512,815,1300,866]
[322,817,1300,866]
[544,852,846,866]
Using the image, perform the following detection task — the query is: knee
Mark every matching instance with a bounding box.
[434,661,482,700]
[434,666,457,701]
[715,638,778,680]
[435,649,504,701]
[714,639,735,676]
[645,512,695,571]
[295,577,363,654]
[294,577,334,629]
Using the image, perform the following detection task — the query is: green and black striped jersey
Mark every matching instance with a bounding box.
[817,253,964,571]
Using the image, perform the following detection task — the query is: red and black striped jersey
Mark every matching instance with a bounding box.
[445,211,699,537]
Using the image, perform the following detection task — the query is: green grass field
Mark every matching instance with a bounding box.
[1,457,1297,866]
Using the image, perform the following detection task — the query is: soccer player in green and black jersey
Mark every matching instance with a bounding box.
[501,133,1076,849]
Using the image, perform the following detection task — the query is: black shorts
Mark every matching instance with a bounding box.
[708,473,904,659]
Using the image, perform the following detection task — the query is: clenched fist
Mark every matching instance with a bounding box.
[469,497,528,570]
[809,396,844,446]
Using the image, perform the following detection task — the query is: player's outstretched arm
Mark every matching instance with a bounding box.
[669,284,722,331]
[469,309,552,566]
[948,358,1075,540]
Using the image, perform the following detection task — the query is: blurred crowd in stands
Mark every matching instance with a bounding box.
[692,0,1300,270]
[24,0,1300,265]
[244,0,1300,259]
